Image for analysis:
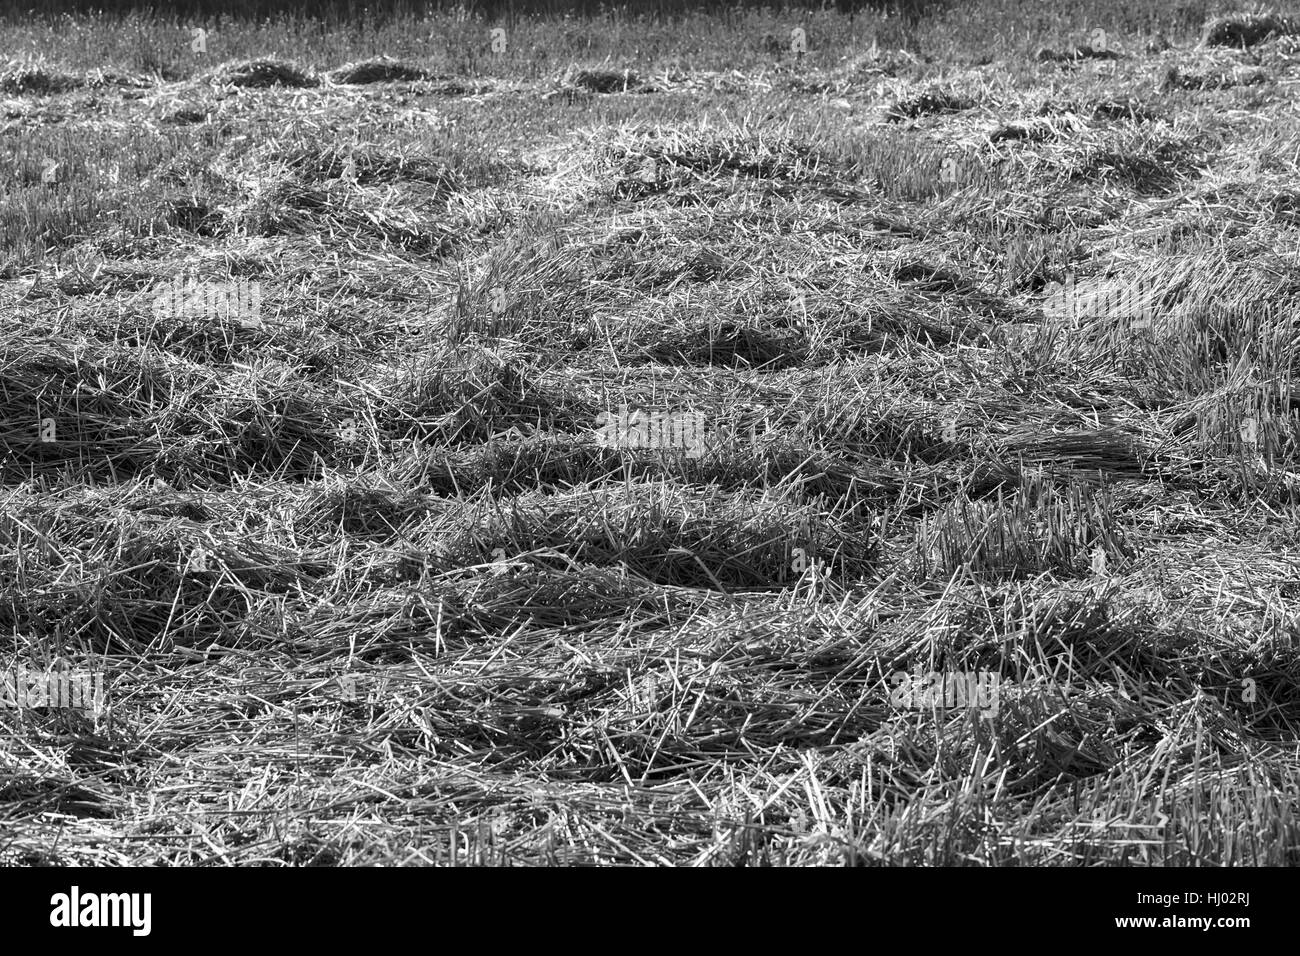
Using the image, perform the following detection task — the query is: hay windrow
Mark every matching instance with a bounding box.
[208,58,321,89]
[1199,12,1299,48]
[328,58,433,84]
[2,2,1300,867]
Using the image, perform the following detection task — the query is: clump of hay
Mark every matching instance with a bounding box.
[1146,33,1172,53]
[1270,190,1300,224]
[1091,97,1161,122]
[282,142,463,190]
[211,58,320,88]
[159,195,224,236]
[562,65,643,93]
[328,58,431,84]
[0,60,81,94]
[886,87,974,121]
[1199,12,1298,48]
[990,119,1058,143]
[162,106,208,125]
[1160,64,1269,90]
[1063,126,1202,193]
[1034,43,1123,63]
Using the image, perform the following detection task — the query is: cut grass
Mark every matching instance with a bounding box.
[2,0,1300,866]
[1199,11,1299,48]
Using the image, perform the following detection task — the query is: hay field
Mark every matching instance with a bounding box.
[2,0,1300,865]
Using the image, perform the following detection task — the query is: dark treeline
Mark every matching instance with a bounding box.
[0,0,951,24]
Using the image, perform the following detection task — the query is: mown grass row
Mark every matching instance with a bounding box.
[3,3,1300,865]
